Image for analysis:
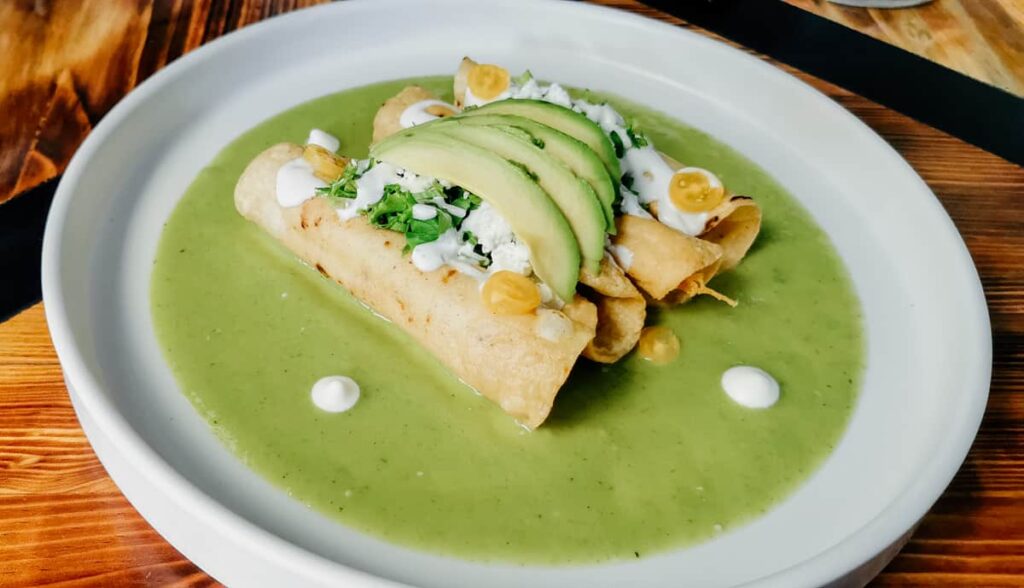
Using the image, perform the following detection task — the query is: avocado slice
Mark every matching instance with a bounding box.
[411,123,605,273]
[370,130,581,300]
[437,114,617,230]
[460,99,621,187]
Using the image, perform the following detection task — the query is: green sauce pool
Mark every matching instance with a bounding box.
[151,77,863,564]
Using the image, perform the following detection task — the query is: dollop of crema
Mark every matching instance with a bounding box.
[721,366,779,409]
[311,375,360,413]
[275,129,341,208]
[399,99,458,128]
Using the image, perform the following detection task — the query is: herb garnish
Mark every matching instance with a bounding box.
[316,160,367,201]
[609,131,625,159]
[362,181,483,252]
[317,160,485,253]
[625,124,648,148]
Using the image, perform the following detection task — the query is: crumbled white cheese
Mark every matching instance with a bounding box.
[573,101,626,135]
[489,241,532,275]
[461,202,532,275]
[511,78,543,100]
[541,83,573,109]
[461,202,516,252]
[619,191,653,219]
[411,203,438,220]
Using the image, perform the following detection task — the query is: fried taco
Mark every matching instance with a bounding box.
[235,56,763,427]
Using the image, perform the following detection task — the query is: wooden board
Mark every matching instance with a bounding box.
[2,1,1023,586]
[785,0,1024,97]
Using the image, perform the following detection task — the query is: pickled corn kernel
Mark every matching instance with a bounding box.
[482,271,541,315]
[637,326,680,365]
[425,104,457,118]
[669,170,725,213]
[468,64,510,100]
[303,144,347,182]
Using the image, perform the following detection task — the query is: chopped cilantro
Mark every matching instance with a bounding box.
[412,182,447,204]
[316,161,362,201]
[360,180,482,253]
[626,124,648,148]
[365,184,415,231]
[609,131,625,159]
[621,172,639,195]
[405,210,453,250]
[450,191,482,211]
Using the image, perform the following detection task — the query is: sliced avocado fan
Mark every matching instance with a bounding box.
[460,99,621,190]
[371,129,582,301]
[411,123,606,273]
[440,113,617,231]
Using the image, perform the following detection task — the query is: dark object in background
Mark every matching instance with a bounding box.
[648,0,1024,166]
[0,180,54,321]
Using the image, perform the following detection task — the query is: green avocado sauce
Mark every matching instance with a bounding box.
[151,77,863,564]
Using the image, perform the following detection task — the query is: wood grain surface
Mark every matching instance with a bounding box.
[0,0,327,205]
[1,1,1023,586]
[785,0,1024,97]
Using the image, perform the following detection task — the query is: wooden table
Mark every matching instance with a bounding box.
[785,0,1024,97]
[2,1,1023,586]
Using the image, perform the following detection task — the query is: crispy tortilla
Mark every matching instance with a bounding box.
[235,143,598,429]
[611,215,724,301]
[579,256,646,363]
[701,196,761,271]
[453,56,477,109]
[371,85,438,144]
[371,84,647,360]
[660,153,761,271]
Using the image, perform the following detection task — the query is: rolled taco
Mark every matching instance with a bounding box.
[579,256,646,363]
[447,57,760,302]
[236,142,598,429]
[238,56,764,428]
[658,153,762,271]
[372,85,457,145]
[611,215,730,304]
[373,81,645,362]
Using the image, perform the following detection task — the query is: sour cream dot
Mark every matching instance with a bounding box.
[311,375,360,413]
[721,366,780,409]
[276,158,325,208]
[400,99,458,128]
[306,128,340,153]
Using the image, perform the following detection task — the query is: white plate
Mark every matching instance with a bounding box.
[41,1,991,586]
